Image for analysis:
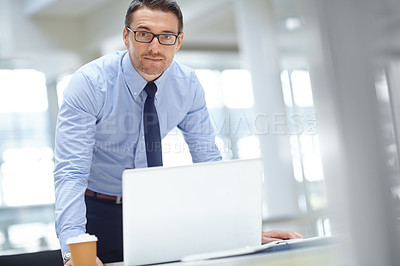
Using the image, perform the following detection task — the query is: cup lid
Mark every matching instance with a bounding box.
[66,233,98,244]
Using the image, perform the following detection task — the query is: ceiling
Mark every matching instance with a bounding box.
[24,0,115,17]
[1,0,400,76]
[24,0,240,51]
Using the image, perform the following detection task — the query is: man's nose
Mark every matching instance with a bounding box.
[148,36,161,52]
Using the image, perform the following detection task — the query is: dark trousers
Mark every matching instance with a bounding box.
[85,196,123,263]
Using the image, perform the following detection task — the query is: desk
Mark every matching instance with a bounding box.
[105,244,337,266]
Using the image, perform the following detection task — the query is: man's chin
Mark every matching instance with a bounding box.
[141,67,165,76]
[133,61,168,78]
[143,70,163,76]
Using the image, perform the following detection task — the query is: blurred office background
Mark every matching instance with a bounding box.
[0,0,399,265]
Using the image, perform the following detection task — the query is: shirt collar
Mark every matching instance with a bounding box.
[153,61,172,90]
[122,51,147,100]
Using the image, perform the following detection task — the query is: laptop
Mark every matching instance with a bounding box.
[122,158,264,265]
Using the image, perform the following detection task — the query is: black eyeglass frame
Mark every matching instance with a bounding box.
[126,27,180,46]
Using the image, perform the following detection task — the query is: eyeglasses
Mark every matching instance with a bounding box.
[126,27,180,46]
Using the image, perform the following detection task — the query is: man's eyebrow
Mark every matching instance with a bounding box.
[135,26,178,34]
[136,26,151,31]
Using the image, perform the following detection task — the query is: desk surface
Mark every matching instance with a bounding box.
[105,244,336,266]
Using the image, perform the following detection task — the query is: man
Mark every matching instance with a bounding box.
[54,0,302,265]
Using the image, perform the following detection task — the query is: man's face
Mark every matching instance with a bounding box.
[123,7,184,81]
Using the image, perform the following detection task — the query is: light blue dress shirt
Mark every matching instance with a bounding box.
[54,50,222,253]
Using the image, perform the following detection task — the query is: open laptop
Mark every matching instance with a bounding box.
[122,158,264,265]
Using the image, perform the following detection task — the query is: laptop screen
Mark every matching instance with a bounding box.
[122,158,263,265]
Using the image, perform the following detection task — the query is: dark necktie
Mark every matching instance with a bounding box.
[143,82,163,167]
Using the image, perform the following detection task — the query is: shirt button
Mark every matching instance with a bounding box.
[142,136,144,139]
[133,91,138,96]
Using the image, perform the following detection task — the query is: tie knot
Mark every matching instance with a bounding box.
[144,82,157,98]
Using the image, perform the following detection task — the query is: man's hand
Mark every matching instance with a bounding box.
[262,230,304,243]
[64,256,104,266]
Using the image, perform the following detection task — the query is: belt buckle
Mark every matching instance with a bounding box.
[116,196,122,204]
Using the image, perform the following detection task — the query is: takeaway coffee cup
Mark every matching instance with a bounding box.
[66,233,98,266]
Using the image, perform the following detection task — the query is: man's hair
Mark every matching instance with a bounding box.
[125,0,184,33]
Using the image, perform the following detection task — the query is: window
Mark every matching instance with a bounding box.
[0,69,58,254]
[197,69,260,160]
[56,74,73,108]
[281,69,327,213]
[162,69,260,166]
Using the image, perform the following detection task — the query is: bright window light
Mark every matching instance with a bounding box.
[323,218,332,236]
[290,136,304,182]
[317,217,332,237]
[8,223,58,252]
[297,194,308,213]
[56,74,73,107]
[291,70,314,107]
[285,17,303,31]
[289,135,324,182]
[162,129,233,166]
[375,71,390,103]
[161,128,192,167]
[281,70,294,107]
[195,70,224,109]
[1,147,55,206]
[236,136,261,159]
[309,192,327,211]
[300,135,324,182]
[0,69,48,113]
[222,70,254,109]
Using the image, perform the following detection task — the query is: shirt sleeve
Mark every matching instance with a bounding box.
[53,71,101,253]
[178,73,222,163]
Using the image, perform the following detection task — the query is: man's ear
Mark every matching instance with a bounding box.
[175,32,184,52]
[123,27,129,48]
